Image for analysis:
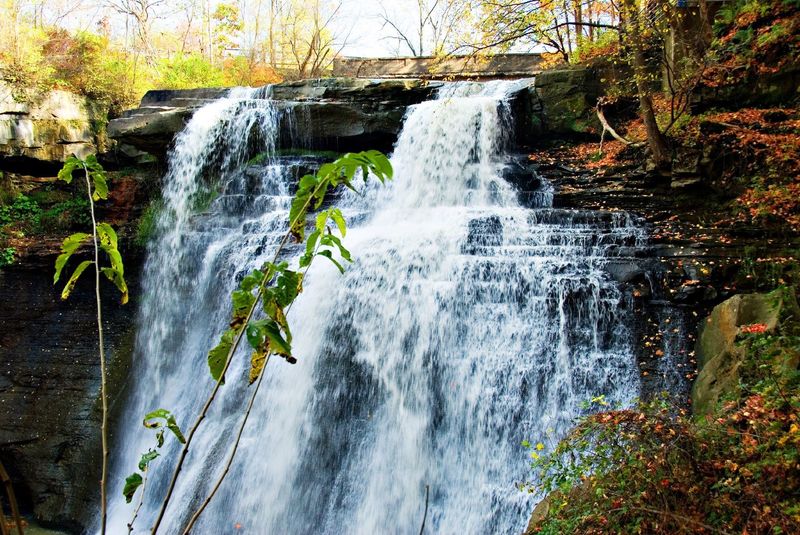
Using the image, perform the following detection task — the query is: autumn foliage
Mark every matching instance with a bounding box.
[526,303,800,535]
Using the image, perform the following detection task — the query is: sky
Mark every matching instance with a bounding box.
[334,0,422,57]
[39,0,430,58]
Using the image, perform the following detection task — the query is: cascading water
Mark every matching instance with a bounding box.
[107,81,647,534]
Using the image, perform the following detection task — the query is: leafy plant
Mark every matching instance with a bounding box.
[53,154,128,535]
[145,150,393,534]
[0,247,15,267]
[0,194,42,228]
[122,409,186,534]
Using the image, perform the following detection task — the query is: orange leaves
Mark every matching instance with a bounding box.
[740,323,768,334]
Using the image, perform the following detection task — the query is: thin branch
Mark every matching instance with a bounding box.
[180,213,333,533]
[596,106,640,146]
[83,161,108,535]
[127,470,149,535]
[0,461,23,535]
[179,353,272,535]
[151,179,331,534]
[418,484,430,535]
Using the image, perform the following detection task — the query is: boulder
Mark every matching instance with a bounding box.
[532,67,602,136]
[0,84,108,166]
[691,290,799,416]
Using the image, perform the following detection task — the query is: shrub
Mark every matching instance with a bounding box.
[157,53,225,89]
[0,247,15,267]
[526,293,800,534]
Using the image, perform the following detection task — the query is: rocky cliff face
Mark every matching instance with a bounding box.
[109,78,442,158]
[0,253,140,532]
[0,84,108,171]
[108,71,621,161]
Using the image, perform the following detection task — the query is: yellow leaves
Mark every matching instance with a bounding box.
[248,349,269,385]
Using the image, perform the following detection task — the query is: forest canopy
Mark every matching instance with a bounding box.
[0,0,667,114]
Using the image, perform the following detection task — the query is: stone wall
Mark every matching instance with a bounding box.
[332,53,544,79]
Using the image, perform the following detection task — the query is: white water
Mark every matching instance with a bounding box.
[107,82,645,534]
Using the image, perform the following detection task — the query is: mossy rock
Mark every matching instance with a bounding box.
[692,289,800,416]
[533,67,602,136]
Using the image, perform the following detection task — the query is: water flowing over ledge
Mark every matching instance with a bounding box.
[106,81,647,534]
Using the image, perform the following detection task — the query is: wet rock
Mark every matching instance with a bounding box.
[464,215,504,252]
[0,257,140,532]
[605,260,645,283]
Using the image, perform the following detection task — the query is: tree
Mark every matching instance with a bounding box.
[473,0,620,61]
[280,0,345,78]
[620,0,670,169]
[377,0,473,57]
[211,2,241,63]
[471,0,676,169]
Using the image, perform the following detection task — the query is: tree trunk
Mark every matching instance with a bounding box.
[622,0,671,170]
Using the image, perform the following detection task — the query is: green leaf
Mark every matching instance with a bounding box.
[123,473,143,503]
[96,223,118,250]
[101,267,129,304]
[138,450,159,471]
[329,208,346,237]
[366,150,393,181]
[322,234,351,262]
[263,320,291,357]
[54,233,90,283]
[317,163,336,181]
[315,211,328,233]
[62,232,91,254]
[61,260,93,300]
[142,409,186,444]
[207,328,237,382]
[246,319,267,350]
[298,174,317,190]
[84,153,101,169]
[231,289,256,326]
[91,171,109,201]
[305,230,321,260]
[240,269,264,292]
[57,156,81,184]
[102,246,125,278]
[275,270,303,307]
[317,250,345,273]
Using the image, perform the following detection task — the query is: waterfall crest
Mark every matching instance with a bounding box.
[107,81,644,534]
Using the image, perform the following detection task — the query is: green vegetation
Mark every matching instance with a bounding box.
[135,200,163,247]
[524,287,800,535]
[0,1,346,112]
[0,247,15,267]
[1,192,93,235]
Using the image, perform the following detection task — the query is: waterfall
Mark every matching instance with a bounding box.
[107,81,645,534]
